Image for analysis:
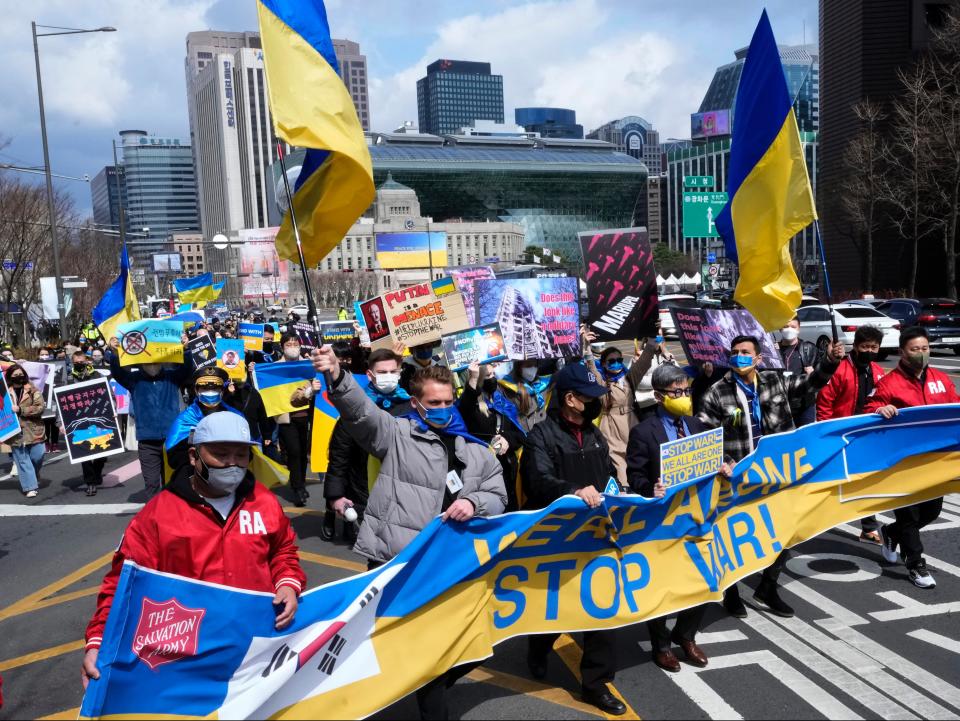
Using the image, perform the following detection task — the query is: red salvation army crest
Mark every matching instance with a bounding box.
[132,598,205,670]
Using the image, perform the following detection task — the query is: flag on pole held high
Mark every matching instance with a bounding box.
[715,10,816,331]
[257,0,375,268]
[172,273,223,306]
[92,244,141,342]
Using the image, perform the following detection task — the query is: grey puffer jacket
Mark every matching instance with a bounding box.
[329,371,507,563]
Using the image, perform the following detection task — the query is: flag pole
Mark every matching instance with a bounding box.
[275,141,322,338]
[813,219,839,343]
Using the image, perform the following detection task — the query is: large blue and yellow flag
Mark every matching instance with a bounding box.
[92,245,140,342]
[256,0,375,267]
[715,10,816,331]
[172,273,221,306]
[251,360,317,417]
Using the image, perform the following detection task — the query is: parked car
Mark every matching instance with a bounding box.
[876,298,960,354]
[658,294,698,337]
[799,295,821,308]
[846,298,887,309]
[796,303,901,358]
[287,304,310,317]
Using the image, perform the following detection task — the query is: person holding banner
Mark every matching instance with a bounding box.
[57,353,110,496]
[520,363,625,716]
[626,364,722,672]
[81,412,306,690]
[697,334,845,618]
[5,364,46,499]
[498,360,551,433]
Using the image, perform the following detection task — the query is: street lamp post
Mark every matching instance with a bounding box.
[31,21,116,340]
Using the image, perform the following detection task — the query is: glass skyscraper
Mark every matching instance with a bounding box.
[90,165,126,230]
[416,60,504,136]
[515,108,584,139]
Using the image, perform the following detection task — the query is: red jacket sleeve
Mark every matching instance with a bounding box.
[268,502,307,595]
[85,512,159,650]
[863,376,893,414]
[816,374,840,421]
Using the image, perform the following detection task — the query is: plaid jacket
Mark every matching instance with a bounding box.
[696,358,839,462]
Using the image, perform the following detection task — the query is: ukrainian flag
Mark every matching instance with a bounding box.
[252,360,317,417]
[92,244,140,342]
[715,10,816,331]
[173,273,216,305]
[257,0,374,267]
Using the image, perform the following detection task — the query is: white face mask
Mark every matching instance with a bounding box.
[283,347,301,361]
[780,327,799,342]
[520,366,538,382]
[372,372,400,395]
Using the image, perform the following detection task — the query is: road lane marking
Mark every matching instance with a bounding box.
[0,586,100,622]
[0,503,144,517]
[0,639,85,672]
[466,667,609,718]
[298,550,366,574]
[0,551,114,622]
[664,665,743,720]
[102,459,142,488]
[868,591,960,622]
[553,634,641,720]
[907,629,960,655]
[38,708,81,720]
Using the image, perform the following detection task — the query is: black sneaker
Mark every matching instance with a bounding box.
[723,586,748,619]
[908,560,936,589]
[879,524,899,564]
[753,581,794,617]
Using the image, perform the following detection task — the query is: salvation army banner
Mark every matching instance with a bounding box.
[579,227,659,341]
[54,377,125,464]
[117,320,184,367]
[475,277,579,359]
[671,307,783,369]
[358,279,470,351]
[445,266,495,321]
[81,404,960,720]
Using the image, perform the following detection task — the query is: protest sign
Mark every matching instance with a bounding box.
[446,266,495,321]
[670,307,783,369]
[290,321,320,350]
[319,321,355,344]
[111,380,130,415]
[440,323,508,372]
[358,279,470,351]
[216,339,247,381]
[0,373,22,443]
[579,227,659,341]
[83,404,960,720]
[474,277,580,359]
[55,377,125,464]
[117,320,184,367]
[659,427,724,491]
[239,322,264,352]
[186,335,217,370]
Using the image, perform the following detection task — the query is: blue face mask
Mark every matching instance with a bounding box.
[198,390,222,407]
[729,354,755,369]
[606,360,624,372]
[421,405,453,428]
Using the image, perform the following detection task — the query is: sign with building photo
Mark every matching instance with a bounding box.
[54,377,125,464]
[375,231,448,269]
[446,266,496,321]
[358,279,470,351]
[152,253,182,272]
[474,278,580,359]
[670,307,782,369]
[238,228,289,298]
[682,192,728,238]
[440,323,508,372]
[579,227,659,341]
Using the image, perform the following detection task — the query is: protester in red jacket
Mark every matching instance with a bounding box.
[817,326,888,543]
[81,412,306,689]
[865,327,960,590]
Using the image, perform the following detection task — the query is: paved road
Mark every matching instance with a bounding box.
[1,350,959,719]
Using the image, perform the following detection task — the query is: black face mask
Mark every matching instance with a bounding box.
[853,350,877,368]
[482,377,498,395]
[10,375,26,386]
[262,341,275,354]
[580,397,602,422]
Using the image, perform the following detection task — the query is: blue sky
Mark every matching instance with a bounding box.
[2,0,817,219]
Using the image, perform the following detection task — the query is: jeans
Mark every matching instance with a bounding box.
[12,443,44,493]
[138,440,164,496]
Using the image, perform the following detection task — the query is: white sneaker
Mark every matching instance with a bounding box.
[10,464,18,477]
[25,490,38,498]
[879,524,899,564]
[908,562,936,589]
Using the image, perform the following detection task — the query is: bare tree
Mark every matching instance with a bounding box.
[841,100,888,292]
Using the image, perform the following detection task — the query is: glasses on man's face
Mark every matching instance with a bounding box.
[658,387,692,398]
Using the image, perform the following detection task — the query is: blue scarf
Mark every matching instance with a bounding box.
[502,374,550,410]
[733,375,763,446]
[164,399,247,451]
[485,389,526,436]
[403,405,487,447]
[365,384,410,410]
[602,366,627,383]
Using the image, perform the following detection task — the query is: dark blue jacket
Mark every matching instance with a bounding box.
[107,351,191,441]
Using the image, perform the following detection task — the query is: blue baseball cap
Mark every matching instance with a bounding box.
[191,412,257,446]
[553,362,609,398]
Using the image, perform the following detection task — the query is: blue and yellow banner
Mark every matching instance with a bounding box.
[257,0,374,268]
[309,372,368,473]
[92,245,141,343]
[714,10,815,331]
[116,320,184,367]
[80,405,960,719]
[252,360,317,417]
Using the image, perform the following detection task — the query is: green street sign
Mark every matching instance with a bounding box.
[683,175,715,189]
[682,191,728,238]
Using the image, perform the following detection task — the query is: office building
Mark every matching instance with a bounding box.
[495,287,553,358]
[332,38,370,130]
[90,165,126,229]
[117,130,199,271]
[172,233,206,275]
[417,60,504,136]
[819,0,960,293]
[515,107,584,139]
